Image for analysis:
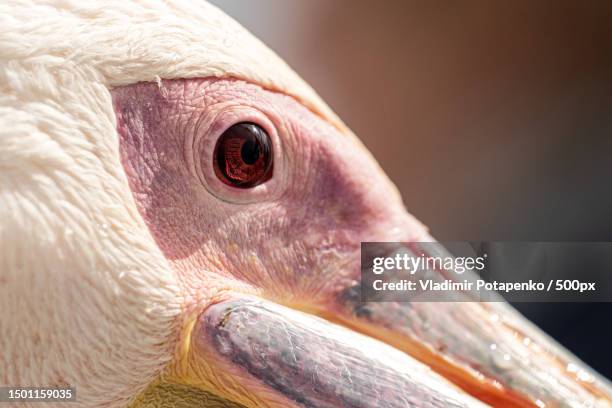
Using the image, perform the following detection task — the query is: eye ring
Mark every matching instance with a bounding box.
[213,122,273,188]
[189,106,286,204]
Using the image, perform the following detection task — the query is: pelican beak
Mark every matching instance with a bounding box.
[161,295,488,408]
[132,275,611,408]
[316,241,612,407]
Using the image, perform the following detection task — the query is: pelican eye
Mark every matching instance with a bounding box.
[213,122,273,188]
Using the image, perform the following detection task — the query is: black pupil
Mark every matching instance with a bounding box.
[241,139,260,165]
[213,122,273,188]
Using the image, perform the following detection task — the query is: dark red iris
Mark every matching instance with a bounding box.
[213,122,273,188]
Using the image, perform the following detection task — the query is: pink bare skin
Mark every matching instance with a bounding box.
[114,78,480,407]
[113,77,425,312]
[113,78,611,407]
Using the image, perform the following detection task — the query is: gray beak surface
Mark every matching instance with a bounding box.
[189,296,488,407]
[326,241,612,407]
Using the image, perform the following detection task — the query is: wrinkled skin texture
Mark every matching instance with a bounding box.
[114,78,485,408]
[114,78,612,407]
[6,0,609,406]
[113,78,425,310]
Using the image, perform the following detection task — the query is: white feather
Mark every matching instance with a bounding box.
[0,0,338,406]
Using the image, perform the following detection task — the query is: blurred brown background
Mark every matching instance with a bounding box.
[210,0,612,376]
